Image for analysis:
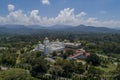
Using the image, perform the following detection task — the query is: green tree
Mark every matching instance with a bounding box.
[0,68,37,80]
[31,58,49,78]
[86,53,101,66]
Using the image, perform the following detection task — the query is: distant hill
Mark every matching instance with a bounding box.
[0,25,120,35]
[54,25,120,33]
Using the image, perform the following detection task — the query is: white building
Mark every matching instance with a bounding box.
[33,37,65,55]
[64,42,81,48]
[33,37,81,55]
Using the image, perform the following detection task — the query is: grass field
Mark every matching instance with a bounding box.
[96,63,117,72]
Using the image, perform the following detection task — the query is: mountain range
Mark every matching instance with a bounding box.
[0,25,120,35]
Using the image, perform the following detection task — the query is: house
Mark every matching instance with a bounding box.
[67,49,90,60]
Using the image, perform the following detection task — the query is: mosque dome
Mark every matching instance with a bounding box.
[45,37,48,40]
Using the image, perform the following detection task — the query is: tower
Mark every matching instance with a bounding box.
[43,37,50,55]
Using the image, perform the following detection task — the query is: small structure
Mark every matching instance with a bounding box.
[0,66,8,71]
[64,42,81,48]
[44,58,55,63]
[0,47,8,50]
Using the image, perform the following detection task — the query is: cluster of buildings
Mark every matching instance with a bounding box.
[33,37,90,60]
[33,37,81,55]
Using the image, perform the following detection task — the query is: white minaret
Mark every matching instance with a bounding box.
[43,37,50,55]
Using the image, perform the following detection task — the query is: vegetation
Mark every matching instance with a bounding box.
[0,68,37,80]
[0,33,120,80]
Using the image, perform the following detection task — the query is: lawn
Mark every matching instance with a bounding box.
[95,63,117,72]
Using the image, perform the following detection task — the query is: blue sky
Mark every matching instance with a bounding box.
[0,0,120,28]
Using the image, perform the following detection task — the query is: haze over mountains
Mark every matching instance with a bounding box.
[0,25,120,35]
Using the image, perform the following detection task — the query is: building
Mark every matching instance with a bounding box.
[33,37,81,55]
[67,49,90,60]
[64,42,81,48]
[33,37,65,55]
[44,37,50,55]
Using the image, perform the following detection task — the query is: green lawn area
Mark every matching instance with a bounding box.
[96,53,108,58]
[95,63,117,72]
[111,54,120,59]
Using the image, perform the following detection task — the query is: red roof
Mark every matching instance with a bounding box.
[68,49,84,58]
[85,53,90,57]
[67,49,91,59]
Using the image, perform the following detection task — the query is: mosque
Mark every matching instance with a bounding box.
[33,37,65,55]
[33,37,81,55]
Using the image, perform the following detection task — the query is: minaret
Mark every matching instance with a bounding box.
[43,37,50,55]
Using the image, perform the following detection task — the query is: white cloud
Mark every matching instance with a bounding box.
[30,10,41,24]
[0,7,120,28]
[55,8,76,25]
[8,4,15,11]
[76,12,87,18]
[41,0,50,5]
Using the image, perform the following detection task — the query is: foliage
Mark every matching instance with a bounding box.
[0,52,17,66]
[86,53,101,66]
[0,33,120,79]
[0,68,37,80]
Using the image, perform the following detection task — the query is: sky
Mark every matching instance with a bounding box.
[0,0,120,28]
